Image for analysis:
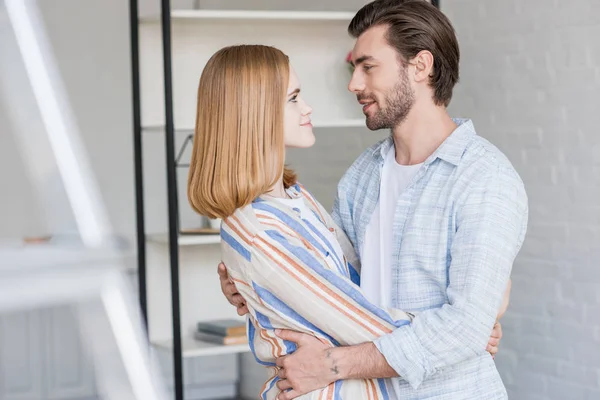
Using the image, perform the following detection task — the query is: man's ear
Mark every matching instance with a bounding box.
[411,50,434,83]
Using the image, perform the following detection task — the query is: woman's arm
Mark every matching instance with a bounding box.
[248,227,411,347]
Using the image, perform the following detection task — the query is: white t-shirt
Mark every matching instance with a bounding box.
[360,147,423,308]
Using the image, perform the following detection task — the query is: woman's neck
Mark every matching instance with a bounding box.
[265,177,289,199]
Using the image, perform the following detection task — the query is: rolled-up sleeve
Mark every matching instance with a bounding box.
[374,165,528,389]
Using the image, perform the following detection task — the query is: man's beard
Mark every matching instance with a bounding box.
[362,69,415,131]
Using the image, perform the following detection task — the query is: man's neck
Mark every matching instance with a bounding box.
[391,104,457,165]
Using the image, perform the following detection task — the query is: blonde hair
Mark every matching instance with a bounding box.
[188,45,297,219]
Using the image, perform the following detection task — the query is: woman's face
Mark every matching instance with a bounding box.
[283,67,315,148]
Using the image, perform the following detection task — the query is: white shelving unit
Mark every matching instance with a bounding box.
[153,337,250,358]
[139,5,363,399]
[141,9,355,23]
[142,118,365,133]
[147,233,220,246]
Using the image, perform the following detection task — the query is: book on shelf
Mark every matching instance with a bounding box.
[197,319,246,337]
[194,331,248,346]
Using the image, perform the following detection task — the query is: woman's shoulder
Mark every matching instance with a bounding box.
[222,204,262,241]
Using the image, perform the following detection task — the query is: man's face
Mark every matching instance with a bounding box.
[348,25,415,131]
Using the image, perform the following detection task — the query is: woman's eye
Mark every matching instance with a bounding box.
[289,95,298,103]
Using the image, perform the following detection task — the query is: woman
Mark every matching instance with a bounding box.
[188,45,503,399]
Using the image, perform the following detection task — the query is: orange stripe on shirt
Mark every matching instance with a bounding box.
[256,215,299,237]
[259,329,277,359]
[326,383,335,400]
[224,219,252,245]
[298,185,326,224]
[318,384,327,400]
[364,380,373,400]
[255,236,391,337]
[259,368,278,399]
[230,277,252,289]
[230,214,254,239]
[367,379,378,400]
[259,220,320,256]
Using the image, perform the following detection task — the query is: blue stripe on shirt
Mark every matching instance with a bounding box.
[262,377,279,400]
[302,217,346,275]
[266,230,411,328]
[377,378,390,400]
[221,229,251,261]
[334,380,342,398]
[247,320,276,367]
[253,281,339,347]
[348,261,361,285]
[254,310,297,355]
[253,202,329,257]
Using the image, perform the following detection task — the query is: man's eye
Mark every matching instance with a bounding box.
[364,65,373,71]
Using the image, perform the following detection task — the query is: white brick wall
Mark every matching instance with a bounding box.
[444,0,600,398]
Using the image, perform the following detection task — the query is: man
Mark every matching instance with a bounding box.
[219,0,527,398]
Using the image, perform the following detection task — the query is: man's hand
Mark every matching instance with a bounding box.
[274,329,336,400]
[218,262,248,316]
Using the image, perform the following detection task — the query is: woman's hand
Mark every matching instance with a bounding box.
[487,321,502,359]
[488,279,511,359]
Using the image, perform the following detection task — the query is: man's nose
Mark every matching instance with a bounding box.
[348,71,365,93]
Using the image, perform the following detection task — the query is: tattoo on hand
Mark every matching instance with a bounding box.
[326,350,339,375]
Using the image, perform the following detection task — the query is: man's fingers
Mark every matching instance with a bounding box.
[275,329,310,345]
[277,368,287,380]
[276,379,292,391]
[277,389,300,400]
[236,304,249,316]
[217,262,228,279]
[487,337,500,347]
[276,355,287,368]
[230,293,245,306]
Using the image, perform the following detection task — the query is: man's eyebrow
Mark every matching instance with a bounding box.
[352,55,374,67]
[287,88,300,96]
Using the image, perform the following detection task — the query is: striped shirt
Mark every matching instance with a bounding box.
[221,184,412,400]
[333,119,528,398]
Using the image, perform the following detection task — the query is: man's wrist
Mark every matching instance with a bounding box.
[330,342,398,380]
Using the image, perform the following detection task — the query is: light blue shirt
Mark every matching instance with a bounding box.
[332,119,528,399]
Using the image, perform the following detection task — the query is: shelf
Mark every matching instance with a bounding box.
[147,233,220,246]
[142,119,365,133]
[141,10,356,23]
[153,337,250,357]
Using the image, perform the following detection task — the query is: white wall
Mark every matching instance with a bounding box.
[444,0,600,398]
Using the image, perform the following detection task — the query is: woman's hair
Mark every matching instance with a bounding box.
[188,45,297,219]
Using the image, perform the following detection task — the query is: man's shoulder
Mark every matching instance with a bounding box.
[461,134,524,186]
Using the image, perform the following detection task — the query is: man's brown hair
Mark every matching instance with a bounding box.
[349,0,460,107]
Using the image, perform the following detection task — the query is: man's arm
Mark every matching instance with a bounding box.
[370,166,527,389]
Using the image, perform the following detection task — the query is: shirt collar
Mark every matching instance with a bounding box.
[372,118,476,167]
